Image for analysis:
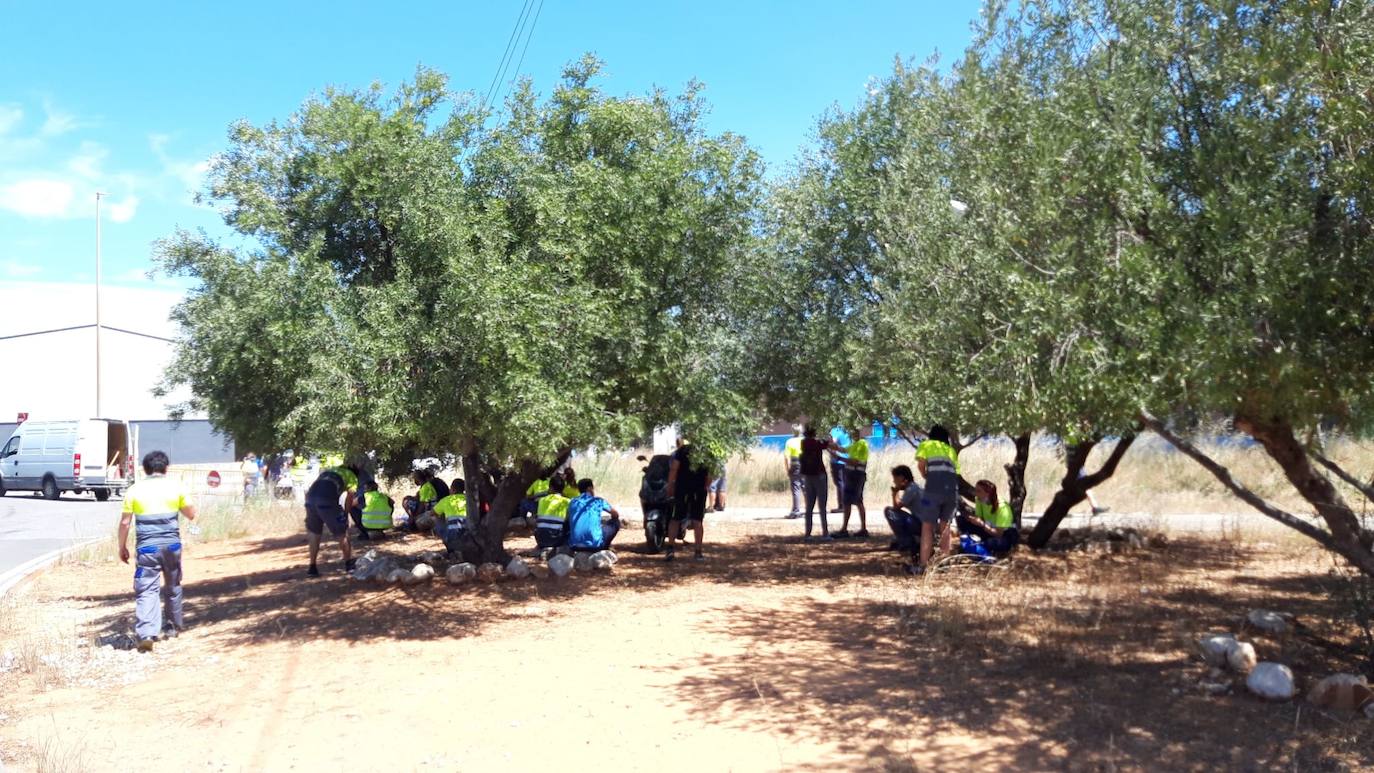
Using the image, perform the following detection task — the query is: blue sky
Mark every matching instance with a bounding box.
[0,0,979,289]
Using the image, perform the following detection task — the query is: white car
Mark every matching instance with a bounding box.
[0,418,133,501]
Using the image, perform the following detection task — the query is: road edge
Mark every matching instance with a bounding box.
[0,538,103,599]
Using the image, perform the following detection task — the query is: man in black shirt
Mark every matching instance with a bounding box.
[666,438,711,562]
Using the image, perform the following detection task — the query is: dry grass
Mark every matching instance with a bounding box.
[568,435,1374,516]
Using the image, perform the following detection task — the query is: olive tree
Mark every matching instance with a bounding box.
[158,59,765,561]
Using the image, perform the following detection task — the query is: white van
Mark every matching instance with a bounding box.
[0,419,133,501]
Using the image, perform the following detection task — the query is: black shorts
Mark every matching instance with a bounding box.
[672,488,708,523]
[305,500,347,536]
[843,469,867,506]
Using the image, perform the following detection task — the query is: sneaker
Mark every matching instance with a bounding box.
[1092,506,1111,516]
[713,505,725,513]
[855,529,870,539]
[818,534,835,542]
[344,559,357,572]
[693,552,705,563]
[665,546,676,563]
[162,627,180,640]
[831,529,851,539]
[785,513,801,520]
[903,563,926,576]
[356,530,371,541]
[136,638,155,653]
[307,565,320,577]
[829,508,844,514]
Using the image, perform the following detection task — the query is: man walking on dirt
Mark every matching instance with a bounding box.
[118,450,198,653]
[304,463,359,577]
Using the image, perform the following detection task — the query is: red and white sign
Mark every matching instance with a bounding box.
[207,470,222,488]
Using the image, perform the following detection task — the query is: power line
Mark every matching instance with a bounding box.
[483,0,536,111]
[0,323,175,344]
[497,0,546,108]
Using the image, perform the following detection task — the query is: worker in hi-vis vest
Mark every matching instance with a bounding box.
[783,428,804,518]
[433,480,476,561]
[359,480,395,537]
[913,424,961,572]
[534,477,572,550]
[118,450,198,653]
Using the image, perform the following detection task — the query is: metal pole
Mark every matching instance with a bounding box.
[95,191,104,418]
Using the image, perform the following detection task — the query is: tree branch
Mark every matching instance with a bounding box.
[1139,411,1343,551]
[1081,433,1136,489]
[1309,448,1374,505]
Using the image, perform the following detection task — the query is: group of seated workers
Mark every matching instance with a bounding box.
[881,425,1021,574]
[401,468,450,530]
[529,474,622,553]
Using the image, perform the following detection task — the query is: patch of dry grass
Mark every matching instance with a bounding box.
[568,435,1374,517]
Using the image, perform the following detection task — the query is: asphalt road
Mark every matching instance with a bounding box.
[0,490,121,577]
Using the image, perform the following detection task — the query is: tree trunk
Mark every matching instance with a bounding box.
[1004,433,1031,529]
[1025,434,1136,549]
[467,451,571,565]
[1236,414,1374,557]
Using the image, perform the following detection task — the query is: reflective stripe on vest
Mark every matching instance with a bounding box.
[135,512,181,547]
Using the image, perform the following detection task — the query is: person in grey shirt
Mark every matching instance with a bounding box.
[883,465,922,554]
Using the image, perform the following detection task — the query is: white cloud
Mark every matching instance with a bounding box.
[0,179,75,217]
[149,133,214,201]
[67,141,107,179]
[39,100,80,137]
[106,195,138,223]
[0,104,22,135]
[1,260,42,278]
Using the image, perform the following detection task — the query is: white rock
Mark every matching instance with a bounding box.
[573,553,593,572]
[477,563,504,583]
[446,563,476,585]
[592,549,618,565]
[416,514,436,531]
[590,550,616,571]
[505,557,530,579]
[548,554,574,578]
[1247,610,1289,635]
[1227,641,1258,673]
[386,568,410,585]
[411,563,436,582]
[1246,662,1296,701]
[362,549,379,561]
[1199,634,1237,667]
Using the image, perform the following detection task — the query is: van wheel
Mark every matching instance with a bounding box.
[42,477,60,501]
[94,488,110,502]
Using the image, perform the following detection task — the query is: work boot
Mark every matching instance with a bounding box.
[344,558,357,572]
[832,529,850,539]
[356,530,371,542]
[665,545,676,562]
[136,638,155,653]
[307,565,320,577]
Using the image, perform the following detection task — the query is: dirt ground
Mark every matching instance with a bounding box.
[1,518,1372,772]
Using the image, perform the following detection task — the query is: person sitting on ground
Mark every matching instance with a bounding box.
[359,479,395,539]
[561,467,580,499]
[349,464,378,540]
[403,469,435,529]
[834,427,870,539]
[534,476,572,551]
[913,425,960,573]
[304,462,360,577]
[884,465,923,553]
[958,479,1020,556]
[566,478,622,551]
[434,480,477,561]
[519,475,555,522]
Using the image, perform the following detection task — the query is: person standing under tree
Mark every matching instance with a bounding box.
[799,426,833,541]
[783,428,803,518]
[828,427,850,514]
[834,427,870,538]
[118,451,198,653]
[666,437,711,562]
[912,425,960,573]
[304,463,359,577]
